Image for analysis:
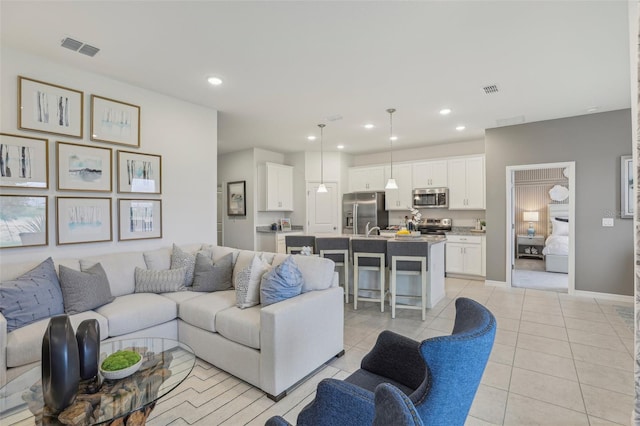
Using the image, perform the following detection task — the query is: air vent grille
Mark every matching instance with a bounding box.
[60,37,99,58]
[78,44,100,57]
[61,37,83,51]
[483,84,499,94]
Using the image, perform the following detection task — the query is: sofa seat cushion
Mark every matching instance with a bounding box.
[6,311,109,368]
[160,290,201,304]
[215,306,261,350]
[95,293,176,336]
[178,290,235,332]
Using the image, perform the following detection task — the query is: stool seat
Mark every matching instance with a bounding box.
[285,235,316,255]
[316,237,350,303]
[351,238,388,312]
[387,240,429,321]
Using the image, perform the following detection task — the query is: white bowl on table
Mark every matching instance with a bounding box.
[100,357,143,380]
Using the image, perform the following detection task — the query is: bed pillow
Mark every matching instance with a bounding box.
[552,218,569,236]
[192,252,234,292]
[0,258,64,332]
[235,255,271,309]
[134,267,187,293]
[260,256,304,307]
[171,244,196,286]
[59,263,115,314]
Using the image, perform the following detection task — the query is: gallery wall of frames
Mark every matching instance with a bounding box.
[1,76,163,248]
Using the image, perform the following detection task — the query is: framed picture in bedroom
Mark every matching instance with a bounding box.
[0,133,49,189]
[56,196,112,245]
[227,180,246,216]
[91,95,141,147]
[117,150,161,194]
[621,155,633,219]
[18,76,84,138]
[57,142,112,192]
[118,198,162,241]
[0,195,48,248]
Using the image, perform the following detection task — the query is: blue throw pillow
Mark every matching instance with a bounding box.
[0,258,64,332]
[260,256,304,307]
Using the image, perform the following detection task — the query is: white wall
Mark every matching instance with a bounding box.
[0,48,217,263]
[218,149,254,250]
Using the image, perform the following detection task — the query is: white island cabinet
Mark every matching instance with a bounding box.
[258,162,293,211]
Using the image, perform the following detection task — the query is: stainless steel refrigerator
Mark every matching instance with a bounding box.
[342,191,389,235]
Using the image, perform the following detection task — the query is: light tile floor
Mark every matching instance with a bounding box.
[148,278,634,425]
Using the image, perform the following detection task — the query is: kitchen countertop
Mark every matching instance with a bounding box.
[256,225,304,233]
[445,227,486,236]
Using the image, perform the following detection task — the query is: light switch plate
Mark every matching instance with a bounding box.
[602,218,614,227]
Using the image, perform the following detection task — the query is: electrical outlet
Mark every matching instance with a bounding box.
[602,218,614,227]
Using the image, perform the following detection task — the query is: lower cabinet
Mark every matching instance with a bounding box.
[445,235,484,277]
[276,231,303,253]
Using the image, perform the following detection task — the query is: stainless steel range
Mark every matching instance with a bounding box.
[417,218,452,235]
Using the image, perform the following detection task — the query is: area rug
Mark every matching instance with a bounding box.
[512,269,568,292]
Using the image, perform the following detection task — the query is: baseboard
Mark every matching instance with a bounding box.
[484,280,507,288]
[571,290,633,303]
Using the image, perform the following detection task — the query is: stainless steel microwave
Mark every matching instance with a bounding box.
[413,188,449,209]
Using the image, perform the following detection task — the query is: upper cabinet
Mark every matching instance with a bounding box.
[447,156,485,210]
[412,160,448,188]
[258,162,293,211]
[384,163,413,210]
[348,165,386,192]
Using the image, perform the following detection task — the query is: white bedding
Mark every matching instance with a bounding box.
[542,235,569,256]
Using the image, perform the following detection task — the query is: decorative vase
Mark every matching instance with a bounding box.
[42,315,80,413]
[76,319,100,380]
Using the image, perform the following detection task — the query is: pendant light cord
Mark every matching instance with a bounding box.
[318,123,326,185]
[387,108,396,179]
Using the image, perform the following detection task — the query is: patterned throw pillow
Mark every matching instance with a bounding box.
[59,263,115,314]
[134,267,187,293]
[192,252,233,292]
[0,258,64,332]
[235,255,271,309]
[260,256,304,307]
[171,244,196,286]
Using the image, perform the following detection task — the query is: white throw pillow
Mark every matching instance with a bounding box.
[235,255,271,309]
[552,218,569,236]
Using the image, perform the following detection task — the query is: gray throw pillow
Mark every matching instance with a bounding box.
[135,267,187,293]
[59,263,115,314]
[192,252,233,292]
[171,244,196,286]
[0,258,64,332]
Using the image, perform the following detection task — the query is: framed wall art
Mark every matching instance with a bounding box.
[19,76,83,138]
[0,133,49,189]
[118,198,162,241]
[0,195,48,248]
[57,142,112,192]
[621,155,633,219]
[91,95,141,147]
[227,180,246,216]
[117,150,161,194]
[56,196,112,245]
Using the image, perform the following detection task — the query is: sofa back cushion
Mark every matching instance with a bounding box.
[288,255,336,293]
[143,247,172,270]
[80,252,146,296]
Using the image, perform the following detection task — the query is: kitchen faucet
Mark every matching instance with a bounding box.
[365,222,380,237]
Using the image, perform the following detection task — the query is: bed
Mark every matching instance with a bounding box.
[542,203,569,273]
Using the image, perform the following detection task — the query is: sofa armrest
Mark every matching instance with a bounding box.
[260,286,344,397]
[0,312,7,386]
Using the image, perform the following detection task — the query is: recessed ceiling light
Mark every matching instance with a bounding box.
[207,77,223,86]
[439,108,452,115]
[390,136,398,141]
[364,124,374,129]
[337,145,344,149]
[455,125,466,131]
[307,135,316,141]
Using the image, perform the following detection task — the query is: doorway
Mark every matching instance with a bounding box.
[505,162,575,293]
[306,181,339,234]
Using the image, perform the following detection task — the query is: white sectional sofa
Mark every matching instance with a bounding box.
[0,244,344,400]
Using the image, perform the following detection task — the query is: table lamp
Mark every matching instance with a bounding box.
[523,211,539,237]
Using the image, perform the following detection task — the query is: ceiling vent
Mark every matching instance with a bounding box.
[61,37,100,57]
[482,84,499,94]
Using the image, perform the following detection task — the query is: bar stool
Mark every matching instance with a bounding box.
[351,238,387,312]
[387,240,429,321]
[285,235,316,255]
[316,237,350,303]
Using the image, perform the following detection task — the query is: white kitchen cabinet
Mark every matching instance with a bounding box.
[276,231,303,253]
[447,156,485,210]
[384,163,413,210]
[412,160,448,188]
[445,235,484,276]
[258,162,293,211]
[348,166,386,192]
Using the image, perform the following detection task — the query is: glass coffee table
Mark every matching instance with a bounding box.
[0,337,195,426]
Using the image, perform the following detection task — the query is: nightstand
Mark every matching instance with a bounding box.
[516,234,545,259]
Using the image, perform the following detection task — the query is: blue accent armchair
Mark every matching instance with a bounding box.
[265,297,496,426]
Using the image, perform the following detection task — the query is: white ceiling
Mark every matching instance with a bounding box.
[1,1,631,155]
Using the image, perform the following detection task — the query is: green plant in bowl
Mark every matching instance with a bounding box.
[101,350,141,371]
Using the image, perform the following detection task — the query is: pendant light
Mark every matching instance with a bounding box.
[317,123,328,193]
[385,108,398,189]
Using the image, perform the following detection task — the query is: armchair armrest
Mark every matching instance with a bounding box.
[360,330,426,390]
[373,383,424,426]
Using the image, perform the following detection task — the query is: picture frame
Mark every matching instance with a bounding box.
[18,76,83,138]
[118,198,162,241]
[91,95,141,147]
[621,155,633,219]
[57,142,112,192]
[0,195,48,248]
[56,196,112,245]
[117,150,162,194]
[227,180,246,216]
[0,133,49,189]
[280,217,292,231]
